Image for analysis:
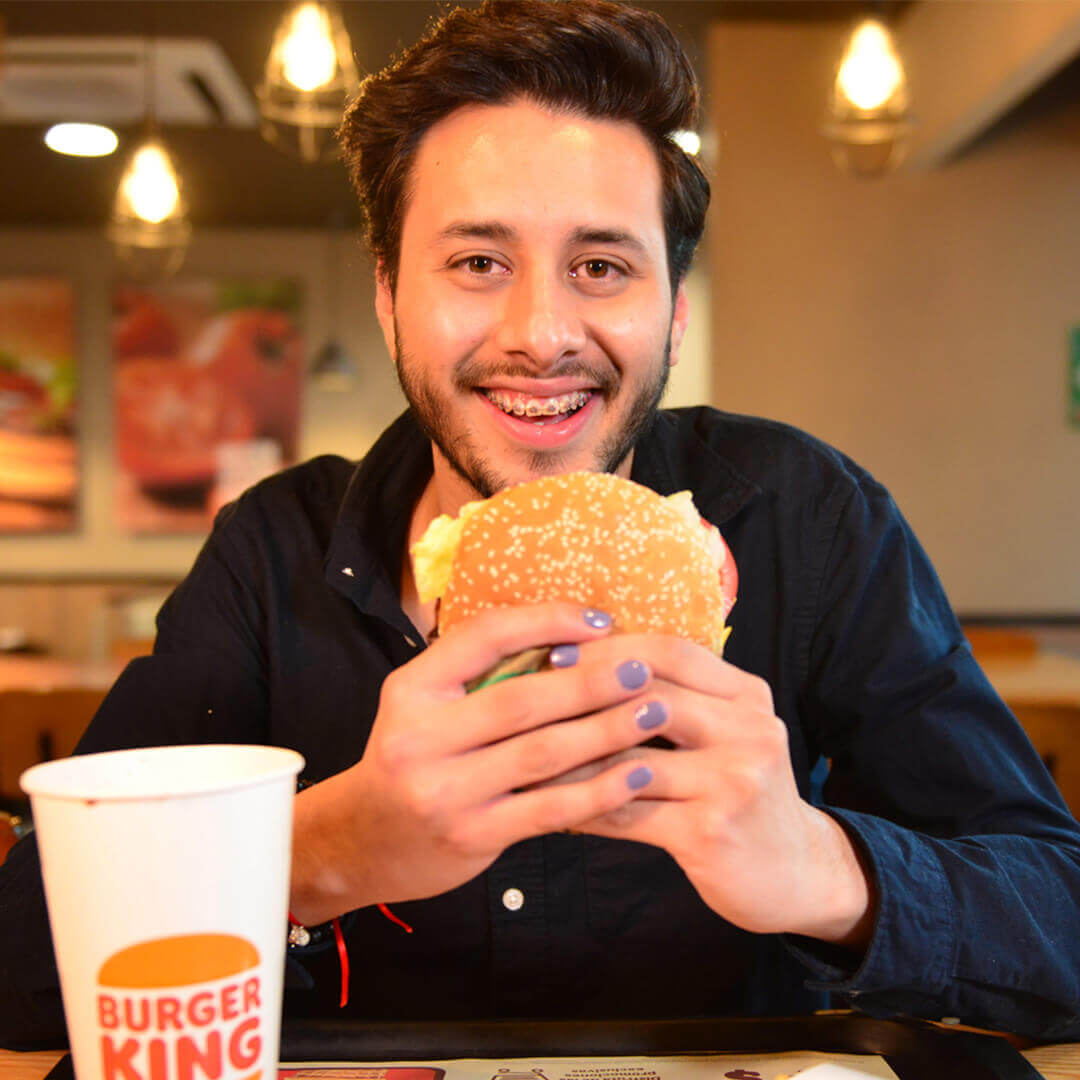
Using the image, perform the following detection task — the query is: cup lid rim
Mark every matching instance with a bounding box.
[20,744,304,802]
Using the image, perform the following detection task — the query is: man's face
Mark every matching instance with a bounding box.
[375,99,689,502]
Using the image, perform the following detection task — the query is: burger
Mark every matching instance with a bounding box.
[411,472,737,690]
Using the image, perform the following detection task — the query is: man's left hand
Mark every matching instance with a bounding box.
[548,635,876,949]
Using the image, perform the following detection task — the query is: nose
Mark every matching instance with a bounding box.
[492,268,587,367]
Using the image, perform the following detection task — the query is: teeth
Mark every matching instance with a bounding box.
[485,390,590,417]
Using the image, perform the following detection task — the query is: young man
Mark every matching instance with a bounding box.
[2,0,1079,1048]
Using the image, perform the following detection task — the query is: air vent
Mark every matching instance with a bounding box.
[0,37,257,127]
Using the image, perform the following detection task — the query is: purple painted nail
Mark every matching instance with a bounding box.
[635,701,667,731]
[617,660,648,691]
[549,643,579,669]
[584,608,612,630]
[627,765,653,791]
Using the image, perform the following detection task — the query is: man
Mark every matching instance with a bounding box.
[2,0,1079,1049]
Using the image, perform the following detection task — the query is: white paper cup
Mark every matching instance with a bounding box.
[21,744,304,1080]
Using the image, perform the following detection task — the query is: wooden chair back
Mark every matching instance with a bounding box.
[0,688,105,804]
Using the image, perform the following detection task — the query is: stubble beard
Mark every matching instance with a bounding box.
[393,321,671,499]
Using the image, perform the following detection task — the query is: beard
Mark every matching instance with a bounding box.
[394,323,671,499]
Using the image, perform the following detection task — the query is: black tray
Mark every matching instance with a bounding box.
[278,1015,1042,1080]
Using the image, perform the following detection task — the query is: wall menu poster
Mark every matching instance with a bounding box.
[0,277,78,533]
[112,279,304,533]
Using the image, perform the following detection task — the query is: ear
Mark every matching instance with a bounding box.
[374,262,397,362]
[668,282,689,367]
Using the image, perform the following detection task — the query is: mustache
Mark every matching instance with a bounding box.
[451,357,619,395]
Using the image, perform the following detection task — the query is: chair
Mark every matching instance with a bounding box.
[0,688,106,810]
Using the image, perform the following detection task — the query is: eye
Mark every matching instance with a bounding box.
[570,258,625,284]
[451,254,507,275]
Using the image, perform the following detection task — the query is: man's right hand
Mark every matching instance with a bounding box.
[288,602,659,924]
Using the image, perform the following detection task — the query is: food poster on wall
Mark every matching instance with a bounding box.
[0,277,78,533]
[112,279,304,533]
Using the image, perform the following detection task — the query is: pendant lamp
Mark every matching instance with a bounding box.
[823,17,915,178]
[257,2,359,164]
[107,40,191,278]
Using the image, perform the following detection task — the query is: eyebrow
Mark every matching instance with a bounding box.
[435,221,651,257]
[436,221,517,243]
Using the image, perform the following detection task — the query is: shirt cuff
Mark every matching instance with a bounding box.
[784,807,956,1002]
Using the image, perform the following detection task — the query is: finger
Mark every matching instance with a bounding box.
[409,603,614,696]
[451,758,656,852]
[579,633,775,708]
[461,696,670,802]
[448,649,656,752]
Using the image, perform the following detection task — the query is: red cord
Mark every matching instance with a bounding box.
[331,916,348,1008]
[289,905,411,1011]
[378,902,414,933]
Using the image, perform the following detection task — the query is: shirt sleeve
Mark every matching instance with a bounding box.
[786,473,1080,1040]
[0,504,276,1049]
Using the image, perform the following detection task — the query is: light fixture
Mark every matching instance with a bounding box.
[45,122,118,158]
[823,16,915,178]
[107,41,191,279]
[257,2,359,164]
[670,129,702,157]
[311,214,358,390]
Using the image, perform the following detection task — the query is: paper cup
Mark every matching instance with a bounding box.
[21,744,304,1080]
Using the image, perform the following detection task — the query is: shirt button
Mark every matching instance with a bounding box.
[501,887,524,912]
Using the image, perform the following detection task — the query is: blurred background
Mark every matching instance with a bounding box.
[1,1,1079,820]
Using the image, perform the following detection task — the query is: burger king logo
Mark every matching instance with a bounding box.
[96,933,264,1080]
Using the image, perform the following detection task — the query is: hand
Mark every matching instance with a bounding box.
[551,635,876,948]
[289,604,667,924]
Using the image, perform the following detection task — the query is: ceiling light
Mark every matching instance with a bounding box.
[107,136,191,278]
[257,2,359,164]
[44,122,119,157]
[117,141,182,224]
[823,17,915,178]
[311,217,357,390]
[107,40,192,279]
[670,129,701,157]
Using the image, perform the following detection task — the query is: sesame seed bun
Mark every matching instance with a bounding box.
[412,472,736,657]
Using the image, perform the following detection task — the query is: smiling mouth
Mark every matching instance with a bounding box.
[482,388,592,420]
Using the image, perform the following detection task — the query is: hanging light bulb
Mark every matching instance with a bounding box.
[257,2,359,164]
[108,42,192,278]
[121,142,181,223]
[108,137,191,279]
[823,17,915,179]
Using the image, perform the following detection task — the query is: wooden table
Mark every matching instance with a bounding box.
[979,649,1080,818]
[0,656,122,694]
[980,650,1080,710]
[2,1044,1080,1079]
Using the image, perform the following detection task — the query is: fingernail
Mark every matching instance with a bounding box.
[549,643,579,669]
[635,701,667,731]
[627,765,653,791]
[584,608,612,630]
[617,660,648,691]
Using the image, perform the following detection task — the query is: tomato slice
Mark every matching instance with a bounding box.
[702,515,738,620]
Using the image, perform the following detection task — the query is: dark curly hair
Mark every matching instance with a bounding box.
[339,0,709,296]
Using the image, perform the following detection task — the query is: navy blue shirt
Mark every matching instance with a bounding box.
[2,407,1079,1048]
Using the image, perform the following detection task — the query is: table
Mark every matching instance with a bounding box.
[979,650,1080,710]
[979,649,1080,818]
[0,656,122,694]
[2,1043,1080,1080]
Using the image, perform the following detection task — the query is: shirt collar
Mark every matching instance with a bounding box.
[324,409,432,632]
[630,408,761,526]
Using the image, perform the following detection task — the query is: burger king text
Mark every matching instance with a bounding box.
[98,975,262,1080]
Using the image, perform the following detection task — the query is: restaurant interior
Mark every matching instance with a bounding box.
[1,0,1080,845]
